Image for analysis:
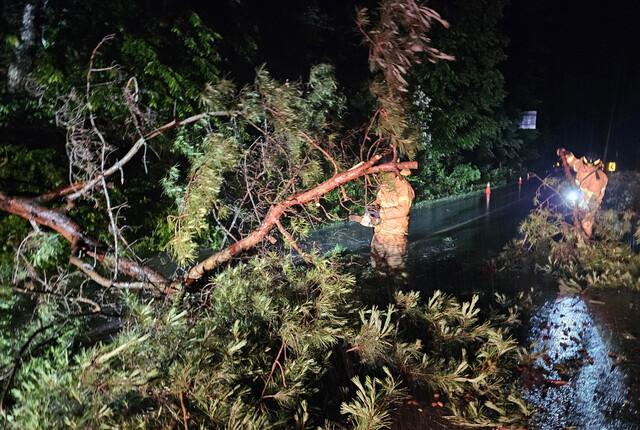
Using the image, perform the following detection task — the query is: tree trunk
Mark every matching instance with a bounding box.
[7,0,40,92]
[0,192,169,285]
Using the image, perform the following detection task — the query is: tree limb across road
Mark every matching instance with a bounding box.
[0,158,417,291]
[186,158,417,284]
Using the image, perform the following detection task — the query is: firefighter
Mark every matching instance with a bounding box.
[349,169,415,272]
[557,148,608,238]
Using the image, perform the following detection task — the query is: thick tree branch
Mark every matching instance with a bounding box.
[1,155,416,292]
[0,191,170,288]
[185,158,417,283]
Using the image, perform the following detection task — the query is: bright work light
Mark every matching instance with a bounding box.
[567,190,579,204]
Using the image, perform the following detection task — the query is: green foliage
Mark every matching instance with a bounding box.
[377,290,530,426]
[5,255,354,428]
[167,132,244,264]
[411,0,524,198]
[413,160,481,198]
[31,233,69,271]
[415,0,508,150]
[502,173,640,294]
[34,1,221,118]
[0,87,55,130]
[350,305,397,364]
[8,338,85,429]
[6,231,70,286]
[161,63,346,261]
[0,297,87,426]
[358,0,453,157]
[0,215,30,262]
[0,145,66,195]
[340,367,406,430]
[3,255,529,429]
[237,65,344,165]
[0,287,19,370]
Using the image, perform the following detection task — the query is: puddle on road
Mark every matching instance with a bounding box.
[523,294,640,429]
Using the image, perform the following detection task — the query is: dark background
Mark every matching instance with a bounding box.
[502,0,640,169]
[192,0,640,170]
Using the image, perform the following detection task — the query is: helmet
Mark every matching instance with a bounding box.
[582,153,602,166]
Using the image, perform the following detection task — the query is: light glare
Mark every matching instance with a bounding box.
[567,190,579,203]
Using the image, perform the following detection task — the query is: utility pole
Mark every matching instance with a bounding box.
[603,67,621,163]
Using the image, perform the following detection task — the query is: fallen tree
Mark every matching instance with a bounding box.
[0,152,416,290]
[0,0,445,292]
[1,3,537,429]
[185,156,417,283]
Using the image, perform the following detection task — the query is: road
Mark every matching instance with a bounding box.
[306,180,640,429]
[305,181,536,293]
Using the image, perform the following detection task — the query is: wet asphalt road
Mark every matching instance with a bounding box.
[306,181,640,429]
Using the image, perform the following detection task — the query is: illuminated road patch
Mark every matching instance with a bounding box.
[524,296,630,429]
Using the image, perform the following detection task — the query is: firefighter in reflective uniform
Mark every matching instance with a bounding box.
[557,148,608,238]
[349,169,415,272]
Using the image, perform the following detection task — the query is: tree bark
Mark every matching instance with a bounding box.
[1,158,417,291]
[0,191,169,286]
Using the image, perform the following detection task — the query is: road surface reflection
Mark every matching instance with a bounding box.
[524,295,632,429]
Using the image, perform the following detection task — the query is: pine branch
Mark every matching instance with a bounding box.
[185,158,417,284]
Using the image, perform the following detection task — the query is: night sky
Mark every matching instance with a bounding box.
[503,0,640,169]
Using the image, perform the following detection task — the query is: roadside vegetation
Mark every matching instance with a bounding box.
[501,171,640,293]
[1,0,544,428]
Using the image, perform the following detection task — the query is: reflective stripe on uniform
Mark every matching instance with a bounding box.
[380,197,412,208]
[377,226,408,234]
[566,154,575,163]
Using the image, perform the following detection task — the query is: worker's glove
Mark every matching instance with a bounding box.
[348,213,379,228]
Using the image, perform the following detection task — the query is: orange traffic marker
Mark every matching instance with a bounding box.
[485,182,491,195]
[519,176,522,185]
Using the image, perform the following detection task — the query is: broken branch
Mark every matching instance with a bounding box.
[185,157,417,283]
[0,191,171,289]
